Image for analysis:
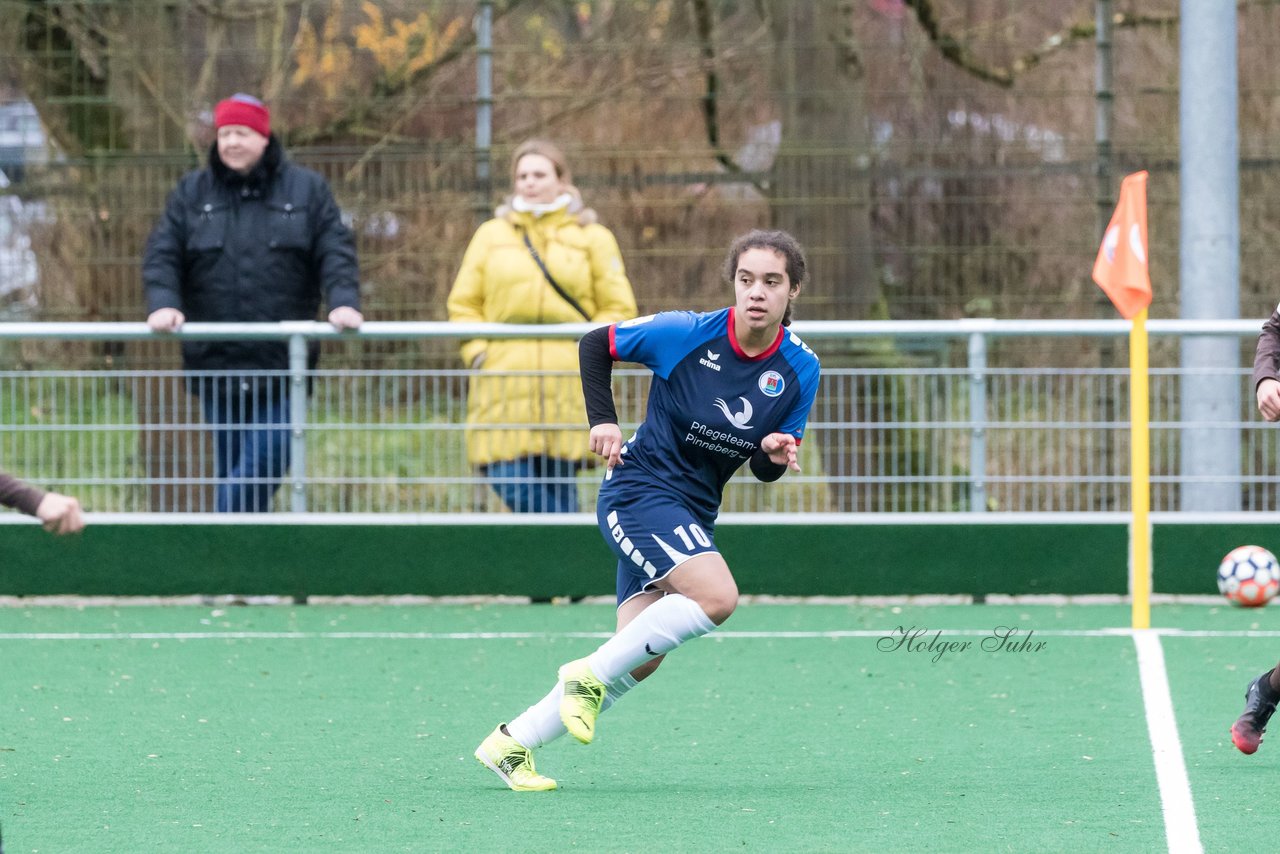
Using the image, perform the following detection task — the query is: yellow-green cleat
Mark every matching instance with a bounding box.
[474,726,557,791]
[558,658,607,744]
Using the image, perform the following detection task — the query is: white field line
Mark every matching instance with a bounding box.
[0,626,1269,640]
[1133,631,1203,854]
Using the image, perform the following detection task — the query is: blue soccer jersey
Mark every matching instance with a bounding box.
[605,307,821,520]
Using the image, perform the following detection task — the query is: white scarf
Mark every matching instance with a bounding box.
[511,192,573,217]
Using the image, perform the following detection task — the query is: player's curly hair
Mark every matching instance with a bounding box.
[722,229,808,327]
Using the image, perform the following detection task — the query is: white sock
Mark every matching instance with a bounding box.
[587,593,716,685]
[506,673,638,750]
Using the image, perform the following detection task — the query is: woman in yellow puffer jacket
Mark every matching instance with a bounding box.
[447,139,638,512]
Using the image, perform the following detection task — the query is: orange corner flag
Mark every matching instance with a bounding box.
[1092,170,1152,319]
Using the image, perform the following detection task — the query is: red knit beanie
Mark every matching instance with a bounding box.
[214,93,270,138]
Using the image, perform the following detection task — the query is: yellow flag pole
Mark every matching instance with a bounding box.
[1130,307,1151,629]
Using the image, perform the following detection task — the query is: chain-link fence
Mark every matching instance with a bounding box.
[3,319,1277,515]
[2,2,1280,344]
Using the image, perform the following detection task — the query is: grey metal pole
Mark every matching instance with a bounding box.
[288,334,308,512]
[475,1,494,221]
[1095,0,1113,235]
[1095,0,1116,509]
[1179,0,1241,511]
[968,331,988,512]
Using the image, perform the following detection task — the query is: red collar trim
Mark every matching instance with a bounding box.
[727,307,785,361]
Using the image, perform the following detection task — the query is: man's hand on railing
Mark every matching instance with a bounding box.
[36,492,85,535]
[1258,378,1280,422]
[147,308,185,332]
[328,307,364,330]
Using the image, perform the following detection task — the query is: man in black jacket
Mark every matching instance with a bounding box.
[143,94,362,512]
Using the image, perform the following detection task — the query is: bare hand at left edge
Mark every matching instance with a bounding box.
[36,492,85,535]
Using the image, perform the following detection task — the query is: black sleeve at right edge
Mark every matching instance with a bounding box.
[0,472,45,516]
[141,183,189,314]
[1254,305,1280,390]
[579,325,618,426]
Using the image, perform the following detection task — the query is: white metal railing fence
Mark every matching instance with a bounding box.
[0,319,1275,514]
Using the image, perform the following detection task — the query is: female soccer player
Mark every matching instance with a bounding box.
[475,229,821,790]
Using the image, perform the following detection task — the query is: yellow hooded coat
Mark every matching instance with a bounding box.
[447,205,637,467]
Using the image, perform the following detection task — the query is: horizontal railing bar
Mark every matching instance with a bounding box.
[0,318,1267,341]
[7,511,1279,526]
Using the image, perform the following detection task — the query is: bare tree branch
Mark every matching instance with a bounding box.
[191,0,284,23]
[291,0,532,147]
[504,57,704,148]
[904,0,1179,88]
[191,19,228,143]
[263,0,293,106]
[691,0,734,175]
[689,0,770,194]
[133,65,191,142]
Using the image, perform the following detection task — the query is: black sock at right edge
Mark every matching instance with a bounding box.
[1262,668,1280,700]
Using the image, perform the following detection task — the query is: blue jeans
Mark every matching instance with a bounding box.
[483,456,580,513]
[198,376,291,513]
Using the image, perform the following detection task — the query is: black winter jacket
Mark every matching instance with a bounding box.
[142,137,359,376]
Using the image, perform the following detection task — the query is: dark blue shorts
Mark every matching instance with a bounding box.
[596,484,719,606]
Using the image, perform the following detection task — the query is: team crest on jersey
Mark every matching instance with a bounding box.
[758,371,784,397]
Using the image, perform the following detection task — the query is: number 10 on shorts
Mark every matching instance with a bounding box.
[672,524,711,550]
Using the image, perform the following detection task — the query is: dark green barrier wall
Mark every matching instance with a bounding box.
[0,520,1267,598]
[1149,524,1280,594]
[0,521,1136,598]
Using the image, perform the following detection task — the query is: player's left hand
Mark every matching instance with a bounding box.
[761,432,800,472]
[328,306,364,330]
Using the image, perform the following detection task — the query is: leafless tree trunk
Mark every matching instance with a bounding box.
[760,1,880,511]
[763,0,878,319]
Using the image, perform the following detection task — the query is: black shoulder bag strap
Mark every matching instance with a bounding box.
[521,230,591,320]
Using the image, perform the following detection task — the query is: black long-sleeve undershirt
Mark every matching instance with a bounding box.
[579,325,618,427]
[749,450,788,482]
[579,324,789,482]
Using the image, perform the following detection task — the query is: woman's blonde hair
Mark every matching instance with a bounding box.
[510,139,571,186]
[504,138,597,225]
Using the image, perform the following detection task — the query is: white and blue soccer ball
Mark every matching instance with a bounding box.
[1217,545,1280,607]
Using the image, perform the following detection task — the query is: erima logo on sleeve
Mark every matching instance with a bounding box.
[699,350,722,371]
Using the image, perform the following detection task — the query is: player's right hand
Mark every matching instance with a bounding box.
[147,307,185,332]
[761,432,801,472]
[1259,378,1280,422]
[589,423,625,471]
